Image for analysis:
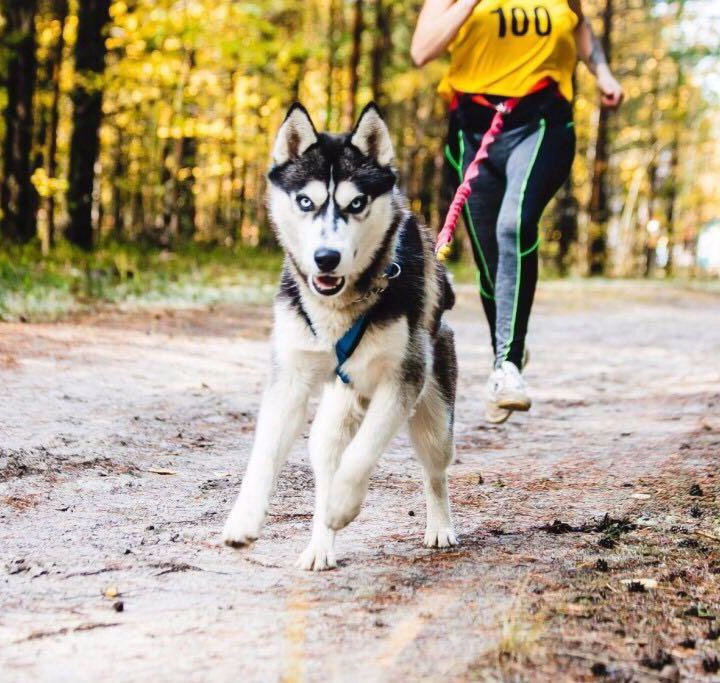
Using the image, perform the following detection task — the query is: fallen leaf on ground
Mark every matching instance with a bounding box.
[146,468,179,475]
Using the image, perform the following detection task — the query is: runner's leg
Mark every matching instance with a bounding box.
[494,118,575,369]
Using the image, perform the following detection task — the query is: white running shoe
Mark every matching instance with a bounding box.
[485,352,531,424]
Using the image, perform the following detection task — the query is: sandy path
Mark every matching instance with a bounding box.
[1,280,719,682]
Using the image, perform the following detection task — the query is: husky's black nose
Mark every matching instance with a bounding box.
[314,248,341,273]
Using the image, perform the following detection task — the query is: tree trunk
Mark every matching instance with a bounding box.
[42,0,69,250]
[663,0,686,275]
[344,0,363,126]
[66,0,111,250]
[110,128,125,239]
[161,49,197,244]
[553,74,578,275]
[371,0,391,108]
[161,136,197,243]
[554,178,579,276]
[1,0,38,244]
[176,133,197,240]
[646,62,660,221]
[587,0,613,275]
[325,0,337,129]
[32,17,50,174]
[130,186,144,236]
[234,160,247,244]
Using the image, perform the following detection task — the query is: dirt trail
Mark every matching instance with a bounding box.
[1,280,719,682]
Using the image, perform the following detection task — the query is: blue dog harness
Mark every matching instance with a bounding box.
[334,314,371,384]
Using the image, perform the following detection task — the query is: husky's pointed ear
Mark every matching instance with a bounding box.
[272,103,318,165]
[349,102,394,166]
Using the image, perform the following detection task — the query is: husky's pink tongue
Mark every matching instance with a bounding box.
[316,275,340,288]
[311,274,345,295]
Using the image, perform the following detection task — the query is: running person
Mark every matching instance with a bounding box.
[411,0,623,423]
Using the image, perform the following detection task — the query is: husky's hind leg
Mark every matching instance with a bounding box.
[297,382,363,571]
[223,370,311,547]
[408,325,458,548]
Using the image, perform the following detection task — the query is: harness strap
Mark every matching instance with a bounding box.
[436,78,555,260]
[334,313,370,384]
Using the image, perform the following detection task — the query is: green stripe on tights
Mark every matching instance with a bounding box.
[502,118,546,363]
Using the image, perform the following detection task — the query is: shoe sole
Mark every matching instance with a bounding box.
[485,403,512,424]
[497,393,531,411]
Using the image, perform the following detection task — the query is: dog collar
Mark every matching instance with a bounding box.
[352,260,401,304]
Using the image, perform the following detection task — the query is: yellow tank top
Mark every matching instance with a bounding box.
[438,0,578,102]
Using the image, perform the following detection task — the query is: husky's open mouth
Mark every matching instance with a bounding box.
[311,274,346,296]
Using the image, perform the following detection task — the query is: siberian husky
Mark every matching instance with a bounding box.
[222,102,458,570]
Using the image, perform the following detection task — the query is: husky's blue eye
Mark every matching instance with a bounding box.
[347,195,367,213]
[296,194,314,212]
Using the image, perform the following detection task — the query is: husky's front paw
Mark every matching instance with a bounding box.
[221,498,265,547]
[326,471,368,531]
[424,524,458,548]
[296,540,337,571]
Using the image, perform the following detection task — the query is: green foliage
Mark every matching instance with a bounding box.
[0,241,281,321]
[1,0,719,282]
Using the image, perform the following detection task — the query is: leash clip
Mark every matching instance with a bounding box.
[495,102,508,114]
[385,261,401,279]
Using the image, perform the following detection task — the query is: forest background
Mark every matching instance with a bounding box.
[0,0,719,320]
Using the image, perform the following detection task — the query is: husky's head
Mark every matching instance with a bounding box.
[267,102,397,299]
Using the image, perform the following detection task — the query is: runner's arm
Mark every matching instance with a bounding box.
[411,0,480,67]
[569,0,624,110]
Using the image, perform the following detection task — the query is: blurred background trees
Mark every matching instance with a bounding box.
[0,0,718,277]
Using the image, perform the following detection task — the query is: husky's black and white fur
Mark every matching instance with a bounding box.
[222,103,458,570]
